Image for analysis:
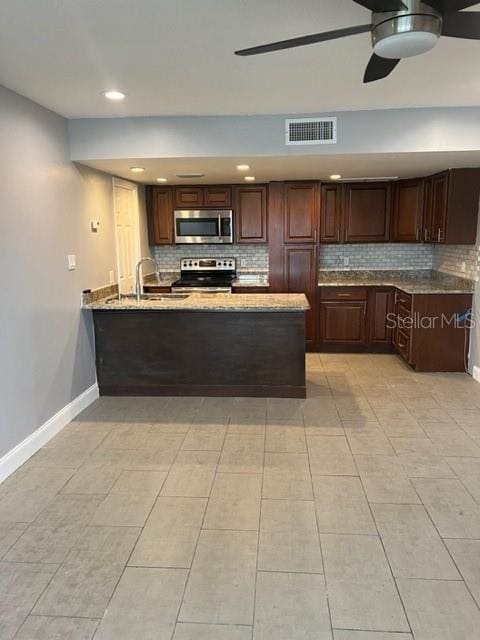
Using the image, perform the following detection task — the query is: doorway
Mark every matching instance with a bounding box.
[113,178,141,295]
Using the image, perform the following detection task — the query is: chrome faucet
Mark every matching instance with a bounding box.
[135,257,158,302]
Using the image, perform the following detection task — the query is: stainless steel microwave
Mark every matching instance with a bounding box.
[174,210,233,244]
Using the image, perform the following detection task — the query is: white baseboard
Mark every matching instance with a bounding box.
[474,366,480,384]
[0,383,99,483]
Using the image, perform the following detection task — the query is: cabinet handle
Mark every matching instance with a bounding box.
[424,228,429,242]
[337,293,351,297]
[438,228,443,243]
[416,228,420,242]
[314,229,318,243]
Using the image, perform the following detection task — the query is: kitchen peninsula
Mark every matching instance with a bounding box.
[86,292,310,398]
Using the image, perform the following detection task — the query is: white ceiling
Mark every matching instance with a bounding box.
[82,151,480,184]
[1,0,480,118]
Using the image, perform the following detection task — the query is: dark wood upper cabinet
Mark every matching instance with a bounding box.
[284,245,318,347]
[422,176,434,242]
[234,185,267,244]
[430,172,448,244]
[149,187,174,245]
[175,187,204,208]
[423,169,480,244]
[204,186,232,207]
[284,182,319,243]
[320,183,342,243]
[392,179,424,243]
[344,183,391,243]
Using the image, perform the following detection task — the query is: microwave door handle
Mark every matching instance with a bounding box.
[218,213,222,236]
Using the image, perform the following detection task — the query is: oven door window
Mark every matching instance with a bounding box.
[176,218,219,237]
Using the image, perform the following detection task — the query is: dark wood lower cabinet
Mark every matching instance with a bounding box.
[317,286,471,370]
[284,245,318,349]
[369,288,394,347]
[319,301,367,347]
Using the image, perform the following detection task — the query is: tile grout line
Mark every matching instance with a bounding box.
[305,410,335,639]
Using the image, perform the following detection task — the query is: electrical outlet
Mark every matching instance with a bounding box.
[343,257,350,267]
[461,261,466,273]
[240,259,247,267]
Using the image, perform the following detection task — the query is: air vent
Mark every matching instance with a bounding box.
[176,173,205,179]
[285,117,337,146]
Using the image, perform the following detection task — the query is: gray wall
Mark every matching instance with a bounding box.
[0,85,149,459]
[68,107,480,161]
[469,216,480,376]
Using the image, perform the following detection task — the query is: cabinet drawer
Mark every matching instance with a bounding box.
[396,328,411,363]
[395,290,412,310]
[319,286,368,301]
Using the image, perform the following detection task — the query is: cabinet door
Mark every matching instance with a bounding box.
[319,302,367,345]
[175,187,204,208]
[320,183,342,243]
[431,172,448,244]
[150,187,174,245]
[284,182,319,243]
[284,245,318,347]
[392,180,424,243]
[344,183,391,242]
[234,185,267,243]
[422,177,433,242]
[369,288,394,345]
[204,186,232,207]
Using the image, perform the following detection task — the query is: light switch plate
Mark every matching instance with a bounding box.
[67,254,76,271]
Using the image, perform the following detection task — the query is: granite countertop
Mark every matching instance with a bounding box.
[85,292,309,312]
[318,270,474,295]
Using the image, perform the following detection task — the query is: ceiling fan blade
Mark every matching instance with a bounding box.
[235,24,371,56]
[422,1,479,12]
[363,53,400,82]
[442,11,480,37]
[352,0,407,11]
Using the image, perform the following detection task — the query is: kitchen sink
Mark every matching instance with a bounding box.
[104,293,190,304]
[142,293,190,301]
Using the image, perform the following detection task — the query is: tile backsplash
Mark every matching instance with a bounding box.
[319,244,433,272]
[154,244,268,273]
[433,244,479,281]
[154,241,479,281]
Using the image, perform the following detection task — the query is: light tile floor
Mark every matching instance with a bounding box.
[2,354,480,638]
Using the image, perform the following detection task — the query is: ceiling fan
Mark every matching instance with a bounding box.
[234,1,480,83]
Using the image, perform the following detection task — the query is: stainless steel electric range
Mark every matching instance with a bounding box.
[171,257,236,294]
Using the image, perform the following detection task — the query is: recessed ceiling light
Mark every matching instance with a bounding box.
[156,177,168,183]
[103,90,126,101]
[130,167,145,173]
[237,164,250,171]
[330,174,341,180]
[244,176,256,182]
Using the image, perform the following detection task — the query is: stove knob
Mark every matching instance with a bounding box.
[194,262,198,266]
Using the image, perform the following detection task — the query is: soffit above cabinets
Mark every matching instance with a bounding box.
[80,151,480,185]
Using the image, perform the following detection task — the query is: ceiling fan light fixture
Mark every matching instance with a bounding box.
[374,29,440,58]
[372,12,442,59]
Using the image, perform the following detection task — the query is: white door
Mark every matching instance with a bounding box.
[113,178,141,295]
